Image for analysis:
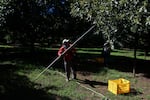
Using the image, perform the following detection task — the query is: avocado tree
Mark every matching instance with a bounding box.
[0,0,77,47]
[70,0,150,76]
[0,0,14,43]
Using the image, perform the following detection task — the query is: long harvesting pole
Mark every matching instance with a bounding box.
[34,25,95,81]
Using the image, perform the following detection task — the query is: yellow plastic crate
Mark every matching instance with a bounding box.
[108,78,130,95]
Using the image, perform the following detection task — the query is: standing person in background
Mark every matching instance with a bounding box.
[58,39,77,82]
[102,41,111,66]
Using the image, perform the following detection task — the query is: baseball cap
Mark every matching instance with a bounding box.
[62,39,69,44]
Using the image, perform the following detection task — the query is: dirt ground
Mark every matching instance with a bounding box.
[71,53,150,100]
[133,73,150,100]
[75,71,150,100]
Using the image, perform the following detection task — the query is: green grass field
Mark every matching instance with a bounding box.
[0,46,150,100]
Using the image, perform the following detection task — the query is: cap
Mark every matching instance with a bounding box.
[62,39,69,44]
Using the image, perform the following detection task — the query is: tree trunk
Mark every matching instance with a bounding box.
[133,47,136,77]
[29,35,35,56]
[133,34,138,77]
[144,50,147,60]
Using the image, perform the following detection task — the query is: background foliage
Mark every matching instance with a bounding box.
[0,0,150,49]
[70,0,150,49]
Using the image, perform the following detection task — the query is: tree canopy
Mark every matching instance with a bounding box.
[70,0,150,48]
[0,0,150,49]
[0,0,78,46]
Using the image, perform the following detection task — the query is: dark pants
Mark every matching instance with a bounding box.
[103,52,110,66]
[64,60,76,80]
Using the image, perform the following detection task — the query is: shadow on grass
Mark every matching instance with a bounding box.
[122,88,143,96]
[73,53,150,79]
[0,63,71,100]
[0,47,57,66]
[77,79,108,88]
[108,55,150,76]
[74,53,103,72]
[1,47,150,78]
[129,88,143,95]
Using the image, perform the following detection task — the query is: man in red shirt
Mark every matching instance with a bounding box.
[58,39,76,82]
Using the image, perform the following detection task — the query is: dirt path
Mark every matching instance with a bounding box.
[76,72,150,100]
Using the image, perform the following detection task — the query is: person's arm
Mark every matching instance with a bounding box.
[58,46,64,56]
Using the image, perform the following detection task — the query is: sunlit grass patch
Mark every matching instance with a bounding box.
[0,45,14,48]
[15,63,102,100]
[93,67,136,83]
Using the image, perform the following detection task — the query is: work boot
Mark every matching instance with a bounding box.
[66,77,70,82]
[66,79,69,82]
[72,75,76,80]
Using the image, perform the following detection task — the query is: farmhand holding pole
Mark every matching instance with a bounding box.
[34,25,96,81]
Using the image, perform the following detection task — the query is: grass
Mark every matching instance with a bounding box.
[0,45,150,100]
[111,49,150,60]
[0,45,14,48]
[93,67,135,82]
[0,60,102,100]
